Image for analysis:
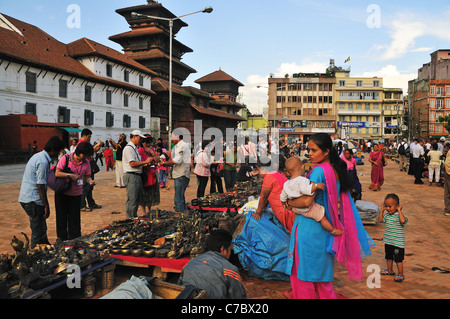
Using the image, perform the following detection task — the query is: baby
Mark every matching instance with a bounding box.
[281,157,344,236]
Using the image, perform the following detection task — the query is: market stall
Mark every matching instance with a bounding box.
[0,178,263,299]
[0,233,113,299]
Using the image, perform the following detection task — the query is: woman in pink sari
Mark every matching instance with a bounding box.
[369,144,387,191]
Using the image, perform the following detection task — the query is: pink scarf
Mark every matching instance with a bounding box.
[317,163,364,281]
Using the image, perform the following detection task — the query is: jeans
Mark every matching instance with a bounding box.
[124,172,143,219]
[174,176,190,213]
[20,202,49,248]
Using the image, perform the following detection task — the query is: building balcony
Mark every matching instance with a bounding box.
[382,110,404,116]
[338,110,382,116]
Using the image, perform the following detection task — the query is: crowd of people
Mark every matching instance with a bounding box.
[17,129,450,299]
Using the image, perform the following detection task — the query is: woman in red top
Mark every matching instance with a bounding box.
[252,156,295,234]
[138,135,160,217]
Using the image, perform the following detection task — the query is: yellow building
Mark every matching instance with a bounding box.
[382,88,404,141]
[334,69,384,143]
[247,114,267,131]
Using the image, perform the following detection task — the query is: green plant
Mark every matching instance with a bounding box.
[438,115,450,133]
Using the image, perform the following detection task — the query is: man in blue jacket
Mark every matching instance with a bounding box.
[178,229,247,299]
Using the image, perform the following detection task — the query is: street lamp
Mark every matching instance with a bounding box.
[131,6,213,151]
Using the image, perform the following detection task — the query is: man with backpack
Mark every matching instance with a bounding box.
[397,138,409,172]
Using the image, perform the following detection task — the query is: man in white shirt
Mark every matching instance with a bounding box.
[408,138,418,175]
[397,138,409,172]
[163,132,191,212]
[122,130,152,218]
[258,136,267,157]
[412,139,425,184]
[438,137,445,153]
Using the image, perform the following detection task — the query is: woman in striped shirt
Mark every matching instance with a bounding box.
[379,193,408,282]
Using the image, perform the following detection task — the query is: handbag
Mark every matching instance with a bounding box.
[143,166,157,187]
[90,160,100,175]
[48,154,72,194]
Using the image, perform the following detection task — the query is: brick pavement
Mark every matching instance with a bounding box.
[0,156,449,299]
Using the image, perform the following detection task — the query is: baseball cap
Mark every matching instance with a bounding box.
[131,130,146,138]
[440,136,446,142]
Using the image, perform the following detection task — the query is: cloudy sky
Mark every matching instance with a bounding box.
[2,0,450,113]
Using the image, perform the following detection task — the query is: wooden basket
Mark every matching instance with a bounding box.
[148,280,207,299]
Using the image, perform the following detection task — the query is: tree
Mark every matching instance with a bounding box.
[438,115,450,133]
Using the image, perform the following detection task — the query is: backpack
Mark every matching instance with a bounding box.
[398,143,406,155]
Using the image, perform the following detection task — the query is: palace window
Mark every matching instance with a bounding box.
[26,71,37,93]
[59,79,68,98]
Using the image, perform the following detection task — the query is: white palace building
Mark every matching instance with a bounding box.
[0,13,157,146]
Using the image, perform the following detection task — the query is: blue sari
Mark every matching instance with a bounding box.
[287,164,374,282]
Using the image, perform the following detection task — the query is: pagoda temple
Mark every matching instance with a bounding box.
[110,1,245,141]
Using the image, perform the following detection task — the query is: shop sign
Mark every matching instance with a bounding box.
[279,128,296,132]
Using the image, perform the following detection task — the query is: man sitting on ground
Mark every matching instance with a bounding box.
[178,229,247,299]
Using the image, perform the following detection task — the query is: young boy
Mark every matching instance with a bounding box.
[280,157,344,236]
[379,193,408,282]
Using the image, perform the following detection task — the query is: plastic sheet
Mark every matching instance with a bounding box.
[233,209,290,281]
[101,276,153,299]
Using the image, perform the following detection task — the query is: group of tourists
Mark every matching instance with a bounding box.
[19,131,99,247]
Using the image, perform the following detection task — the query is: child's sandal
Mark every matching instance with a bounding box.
[394,275,404,282]
[380,269,395,276]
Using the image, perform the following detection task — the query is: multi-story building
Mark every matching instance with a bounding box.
[265,60,405,144]
[428,79,450,138]
[382,88,404,142]
[409,49,450,140]
[266,71,336,143]
[0,13,157,149]
[334,64,384,143]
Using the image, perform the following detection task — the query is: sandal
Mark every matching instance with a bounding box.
[394,275,404,282]
[432,267,450,274]
[380,269,395,276]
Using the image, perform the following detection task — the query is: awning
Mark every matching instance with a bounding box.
[61,127,82,133]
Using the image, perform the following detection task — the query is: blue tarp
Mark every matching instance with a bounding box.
[233,208,291,281]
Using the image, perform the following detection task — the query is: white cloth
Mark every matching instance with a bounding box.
[194,150,211,177]
[280,176,315,214]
